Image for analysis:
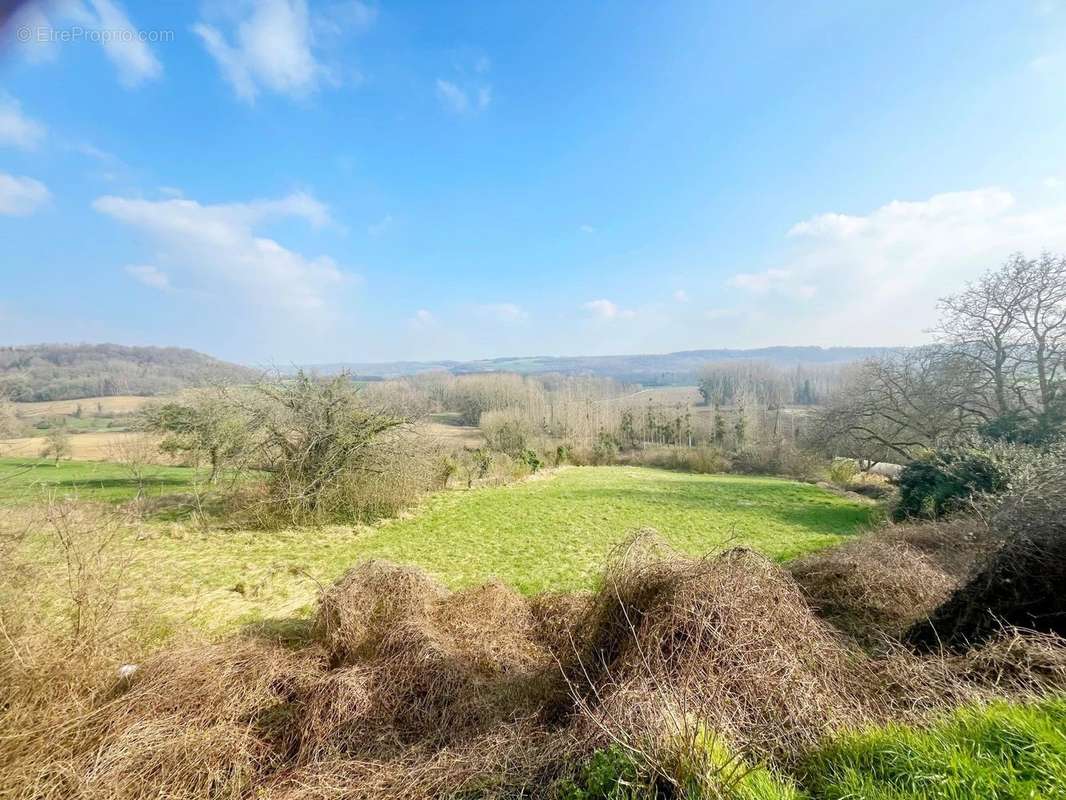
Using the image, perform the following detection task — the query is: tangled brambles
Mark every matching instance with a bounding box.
[789,519,991,643]
[2,529,1064,799]
[908,499,1066,650]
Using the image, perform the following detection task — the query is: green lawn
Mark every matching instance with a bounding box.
[85,465,877,634]
[0,457,203,505]
[345,466,876,592]
[799,698,1066,799]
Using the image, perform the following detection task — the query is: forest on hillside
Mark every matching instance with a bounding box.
[0,344,258,401]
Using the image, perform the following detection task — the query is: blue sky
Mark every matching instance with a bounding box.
[1,0,1065,365]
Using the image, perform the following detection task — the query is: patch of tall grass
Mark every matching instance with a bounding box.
[802,698,1066,799]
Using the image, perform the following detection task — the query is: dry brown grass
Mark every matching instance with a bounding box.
[0,432,163,462]
[12,397,159,419]
[2,522,1064,800]
[789,519,992,643]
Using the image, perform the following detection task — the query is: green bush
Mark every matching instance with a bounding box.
[522,448,542,473]
[556,740,801,800]
[591,431,620,465]
[981,405,1066,447]
[555,746,645,800]
[894,442,1009,521]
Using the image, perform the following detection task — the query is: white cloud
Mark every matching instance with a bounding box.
[435,79,469,113]
[0,94,46,150]
[583,299,636,320]
[673,289,689,303]
[195,0,371,102]
[478,302,528,322]
[0,173,50,216]
[88,0,163,87]
[735,186,1066,345]
[410,309,435,329]
[1045,176,1063,190]
[125,264,170,290]
[93,190,347,316]
[436,77,492,113]
[728,268,816,299]
[11,1,162,87]
[579,224,596,234]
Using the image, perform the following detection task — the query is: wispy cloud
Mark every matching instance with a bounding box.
[673,289,689,303]
[93,190,347,316]
[478,302,528,322]
[410,308,435,329]
[1045,176,1063,190]
[368,214,393,236]
[435,57,492,114]
[194,0,374,102]
[728,268,815,298]
[11,1,163,87]
[0,94,46,150]
[89,0,164,87]
[0,173,50,216]
[579,224,596,234]
[125,264,171,290]
[435,79,470,113]
[583,299,635,320]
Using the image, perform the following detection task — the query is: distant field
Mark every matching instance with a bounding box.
[9,465,877,634]
[0,431,159,461]
[13,395,160,417]
[416,412,484,448]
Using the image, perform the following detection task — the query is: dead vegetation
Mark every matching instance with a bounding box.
[3,517,1065,800]
[907,496,1066,651]
[789,518,993,643]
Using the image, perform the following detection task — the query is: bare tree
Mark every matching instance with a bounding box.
[936,260,1028,418]
[813,349,977,462]
[937,252,1066,439]
[41,421,72,466]
[1008,252,1066,414]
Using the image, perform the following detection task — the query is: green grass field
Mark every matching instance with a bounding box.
[566,698,1066,799]
[0,457,203,504]
[25,464,873,635]
[349,466,876,592]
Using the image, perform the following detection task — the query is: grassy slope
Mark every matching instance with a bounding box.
[346,466,875,592]
[0,457,202,504]
[132,466,874,633]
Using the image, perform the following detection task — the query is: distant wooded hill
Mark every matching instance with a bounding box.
[0,344,259,402]
[312,346,894,384]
